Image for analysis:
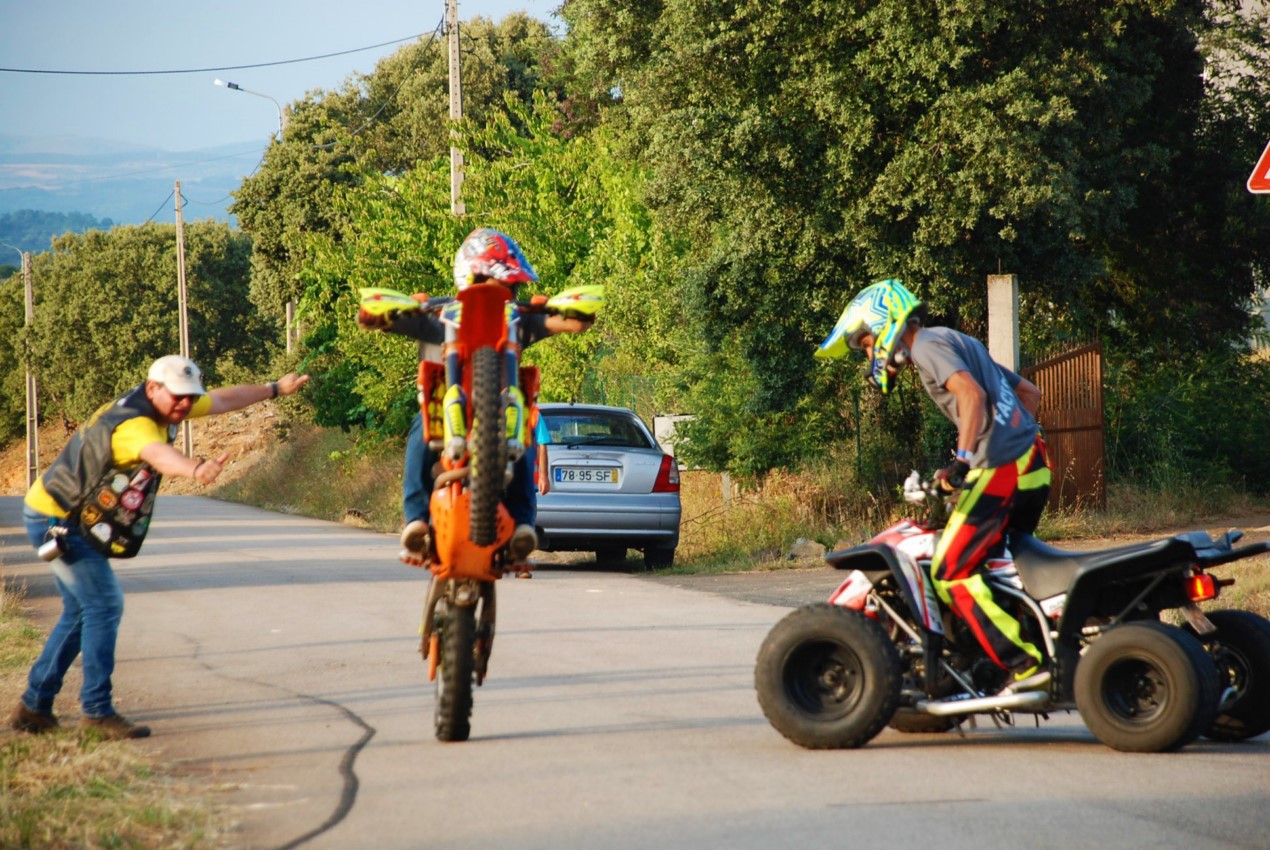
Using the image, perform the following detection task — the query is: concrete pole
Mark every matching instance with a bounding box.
[987,273,1020,371]
[447,0,466,216]
[175,181,193,456]
[22,251,39,489]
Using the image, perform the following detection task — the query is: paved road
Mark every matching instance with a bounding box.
[2,496,1267,850]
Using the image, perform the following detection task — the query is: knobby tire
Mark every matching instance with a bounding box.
[469,346,507,547]
[434,598,477,742]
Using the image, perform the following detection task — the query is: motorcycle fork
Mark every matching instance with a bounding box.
[420,578,498,684]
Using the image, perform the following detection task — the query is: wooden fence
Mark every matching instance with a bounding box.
[1021,341,1106,511]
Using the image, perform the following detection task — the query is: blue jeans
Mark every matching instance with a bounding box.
[403,412,537,527]
[22,506,124,719]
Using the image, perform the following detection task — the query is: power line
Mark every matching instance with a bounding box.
[0,32,430,76]
[314,19,444,149]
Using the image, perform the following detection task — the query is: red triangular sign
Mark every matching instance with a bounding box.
[1249,140,1270,193]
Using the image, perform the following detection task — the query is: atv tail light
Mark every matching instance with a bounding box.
[652,455,680,493]
[1186,572,1217,602]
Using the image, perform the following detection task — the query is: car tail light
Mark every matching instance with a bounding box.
[652,455,680,493]
[1185,572,1217,602]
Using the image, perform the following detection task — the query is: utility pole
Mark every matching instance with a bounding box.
[21,251,39,489]
[447,0,466,215]
[174,180,193,456]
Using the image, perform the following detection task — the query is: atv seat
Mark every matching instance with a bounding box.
[1008,533,1187,601]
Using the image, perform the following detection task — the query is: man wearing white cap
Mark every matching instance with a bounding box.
[9,355,309,740]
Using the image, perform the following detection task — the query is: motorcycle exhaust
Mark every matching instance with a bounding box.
[915,690,1050,716]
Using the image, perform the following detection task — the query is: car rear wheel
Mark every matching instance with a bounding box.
[644,546,675,569]
[594,545,628,564]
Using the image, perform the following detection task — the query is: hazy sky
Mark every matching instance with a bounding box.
[0,0,562,152]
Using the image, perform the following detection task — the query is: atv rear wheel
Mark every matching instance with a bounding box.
[755,604,902,749]
[1075,621,1220,753]
[1186,609,1270,742]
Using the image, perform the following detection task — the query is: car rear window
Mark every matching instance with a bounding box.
[542,412,654,449]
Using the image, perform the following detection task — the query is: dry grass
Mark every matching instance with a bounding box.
[1,583,231,850]
[211,421,405,534]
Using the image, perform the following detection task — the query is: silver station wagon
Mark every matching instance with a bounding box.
[533,403,682,568]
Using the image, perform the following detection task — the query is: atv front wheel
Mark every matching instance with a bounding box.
[755,604,902,749]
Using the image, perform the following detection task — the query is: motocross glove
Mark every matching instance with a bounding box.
[357,307,392,330]
[935,459,971,492]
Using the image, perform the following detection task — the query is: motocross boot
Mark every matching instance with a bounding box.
[399,519,431,567]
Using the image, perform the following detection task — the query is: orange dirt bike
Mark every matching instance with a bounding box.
[359,282,603,741]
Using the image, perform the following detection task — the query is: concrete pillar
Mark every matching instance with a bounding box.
[987,274,1019,370]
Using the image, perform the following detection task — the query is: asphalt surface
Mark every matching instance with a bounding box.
[2,496,1268,850]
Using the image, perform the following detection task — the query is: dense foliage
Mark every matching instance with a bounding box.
[8,4,1270,503]
[0,222,271,440]
[0,210,115,257]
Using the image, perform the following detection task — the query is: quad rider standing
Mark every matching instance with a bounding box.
[817,279,1053,694]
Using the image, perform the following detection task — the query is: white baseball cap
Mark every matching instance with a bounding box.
[147,355,207,396]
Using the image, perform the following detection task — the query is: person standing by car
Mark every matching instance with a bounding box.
[357,229,595,566]
[8,356,310,740]
[816,279,1052,694]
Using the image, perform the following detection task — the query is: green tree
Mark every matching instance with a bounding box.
[230,15,563,327]
[294,93,663,438]
[562,0,1270,477]
[0,222,270,431]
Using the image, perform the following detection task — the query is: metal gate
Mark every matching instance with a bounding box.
[1020,341,1106,511]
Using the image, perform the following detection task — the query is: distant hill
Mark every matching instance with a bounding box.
[0,134,266,226]
[0,210,114,256]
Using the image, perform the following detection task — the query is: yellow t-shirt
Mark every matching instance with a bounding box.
[25,394,214,518]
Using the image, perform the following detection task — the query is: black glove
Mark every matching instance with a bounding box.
[935,459,971,492]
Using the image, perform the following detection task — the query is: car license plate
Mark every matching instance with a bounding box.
[554,467,619,484]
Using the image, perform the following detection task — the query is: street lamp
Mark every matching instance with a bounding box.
[213,78,297,353]
[213,78,287,136]
[2,242,40,489]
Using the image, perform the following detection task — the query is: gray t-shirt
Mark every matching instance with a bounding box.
[909,325,1038,468]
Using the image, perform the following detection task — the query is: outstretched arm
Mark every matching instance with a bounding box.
[207,373,310,415]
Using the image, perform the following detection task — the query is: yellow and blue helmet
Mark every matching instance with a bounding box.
[816,279,923,394]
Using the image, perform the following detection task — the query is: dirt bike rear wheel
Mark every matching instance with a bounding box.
[1185,609,1270,742]
[1075,621,1220,753]
[434,598,477,742]
[469,346,507,547]
[755,604,902,749]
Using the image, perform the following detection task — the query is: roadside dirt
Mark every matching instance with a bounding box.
[0,402,285,497]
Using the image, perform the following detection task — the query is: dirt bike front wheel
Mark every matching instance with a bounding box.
[434,597,477,742]
[755,603,903,749]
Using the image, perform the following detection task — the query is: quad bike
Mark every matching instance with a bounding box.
[359,282,603,741]
[755,472,1270,753]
